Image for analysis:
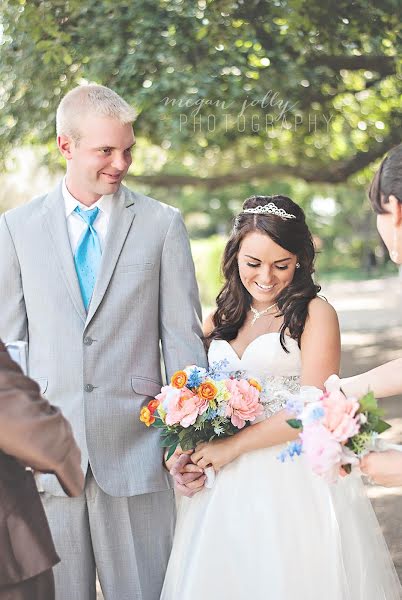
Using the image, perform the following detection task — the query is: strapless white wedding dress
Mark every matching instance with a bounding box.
[161,334,401,600]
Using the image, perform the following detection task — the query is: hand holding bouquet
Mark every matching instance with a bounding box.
[280,375,391,482]
[140,362,264,486]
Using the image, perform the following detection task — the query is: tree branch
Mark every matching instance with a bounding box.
[307,54,396,76]
[128,131,401,189]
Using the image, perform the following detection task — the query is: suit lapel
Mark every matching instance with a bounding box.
[85,187,136,328]
[42,183,87,323]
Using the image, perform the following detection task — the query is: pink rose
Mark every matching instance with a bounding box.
[156,385,174,410]
[158,386,200,428]
[194,393,209,415]
[225,378,263,429]
[321,390,360,443]
[301,423,343,481]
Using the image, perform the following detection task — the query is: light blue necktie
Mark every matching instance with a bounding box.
[73,206,102,310]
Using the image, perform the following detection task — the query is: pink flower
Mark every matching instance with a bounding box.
[194,393,210,415]
[157,386,200,428]
[224,378,263,429]
[321,390,360,443]
[301,423,343,480]
[156,385,175,410]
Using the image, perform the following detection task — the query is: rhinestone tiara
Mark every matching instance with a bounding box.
[242,202,296,220]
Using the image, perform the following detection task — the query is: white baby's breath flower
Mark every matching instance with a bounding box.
[324,374,341,393]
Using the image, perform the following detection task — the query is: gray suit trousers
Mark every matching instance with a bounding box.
[41,469,175,600]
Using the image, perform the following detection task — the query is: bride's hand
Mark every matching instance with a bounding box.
[192,437,240,471]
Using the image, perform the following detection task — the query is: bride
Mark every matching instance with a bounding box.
[161,195,401,599]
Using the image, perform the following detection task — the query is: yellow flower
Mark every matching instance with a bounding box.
[215,381,231,404]
[140,406,155,427]
[171,370,188,389]
[249,378,262,392]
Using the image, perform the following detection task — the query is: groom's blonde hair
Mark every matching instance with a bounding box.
[56,84,136,143]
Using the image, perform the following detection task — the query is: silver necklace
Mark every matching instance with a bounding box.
[250,303,277,326]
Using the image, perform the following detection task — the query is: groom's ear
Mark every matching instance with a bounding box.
[389,195,402,227]
[57,134,74,160]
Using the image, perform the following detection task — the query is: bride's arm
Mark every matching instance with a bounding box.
[341,359,402,399]
[192,298,341,470]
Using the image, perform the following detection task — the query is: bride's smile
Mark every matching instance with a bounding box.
[237,230,297,309]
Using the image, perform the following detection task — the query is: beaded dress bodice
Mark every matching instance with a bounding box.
[208,333,301,418]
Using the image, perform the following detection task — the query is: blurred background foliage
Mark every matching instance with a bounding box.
[0,0,401,306]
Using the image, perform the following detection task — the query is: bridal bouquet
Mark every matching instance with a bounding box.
[139,362,264,461]
[279,375,391,482]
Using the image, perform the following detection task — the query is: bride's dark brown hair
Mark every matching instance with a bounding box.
[368,143,402,213]
[206,195,321,352]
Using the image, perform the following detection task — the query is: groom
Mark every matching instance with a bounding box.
[0,84,207,600]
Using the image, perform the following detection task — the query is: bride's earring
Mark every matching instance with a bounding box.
[295,262,300,269]
[390,229,399,262]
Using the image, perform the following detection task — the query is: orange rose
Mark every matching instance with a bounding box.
[140,406,155,427]
[198,381,218,401]
[148,399,160,414]
[249,378,262,392]
[171,370,188,389]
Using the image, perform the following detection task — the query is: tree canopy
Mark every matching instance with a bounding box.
[1,0,401,188]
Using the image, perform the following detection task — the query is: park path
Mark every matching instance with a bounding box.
[96,276,402,598]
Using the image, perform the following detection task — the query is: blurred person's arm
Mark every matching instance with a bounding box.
[0,341,84,496]
[341,358,402,399]
[360,450,402,487]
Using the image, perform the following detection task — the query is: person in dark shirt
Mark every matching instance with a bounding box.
[0,340,84,599]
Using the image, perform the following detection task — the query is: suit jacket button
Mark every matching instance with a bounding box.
[84,337,93,346]
[85,384,94,392]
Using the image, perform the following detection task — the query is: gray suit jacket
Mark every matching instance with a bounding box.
[0,182,207,497]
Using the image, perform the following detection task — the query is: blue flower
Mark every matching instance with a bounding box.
[207,359,230,380]
[285,396,304,416]
[287,440,303,458]
[277,448,288,463]
[277,440,303,463]
[187,368,204,389]
[304,405,325,425]
[217,405,227,417]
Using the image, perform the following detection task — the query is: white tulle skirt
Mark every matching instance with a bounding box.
[161,445,401,600]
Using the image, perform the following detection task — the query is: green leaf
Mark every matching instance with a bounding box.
[373,419,391,434]
[160,433,179,447]
[287,418,302,429]
[368,407,385,417]
[165,442,179,461]
[358,391,378,413]
[181,438,196,451]
[177,429,197,451]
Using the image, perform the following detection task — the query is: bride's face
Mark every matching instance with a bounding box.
[237,231,297,307]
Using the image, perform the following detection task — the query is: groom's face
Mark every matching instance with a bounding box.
[59,115,135,205]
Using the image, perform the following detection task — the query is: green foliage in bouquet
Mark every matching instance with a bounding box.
[346,391,390,455]
[152,414,240,461]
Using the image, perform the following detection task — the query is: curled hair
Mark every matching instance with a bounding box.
[56,84,136,142]
[369,143,402,214]
[207,195,321,352]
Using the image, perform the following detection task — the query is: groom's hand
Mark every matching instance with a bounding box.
[169,452,206,497]
[164,446,189,472]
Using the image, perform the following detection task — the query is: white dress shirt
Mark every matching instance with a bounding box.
[62,177,115,254]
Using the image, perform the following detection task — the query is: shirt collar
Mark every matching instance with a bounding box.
[63,177,115,219]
